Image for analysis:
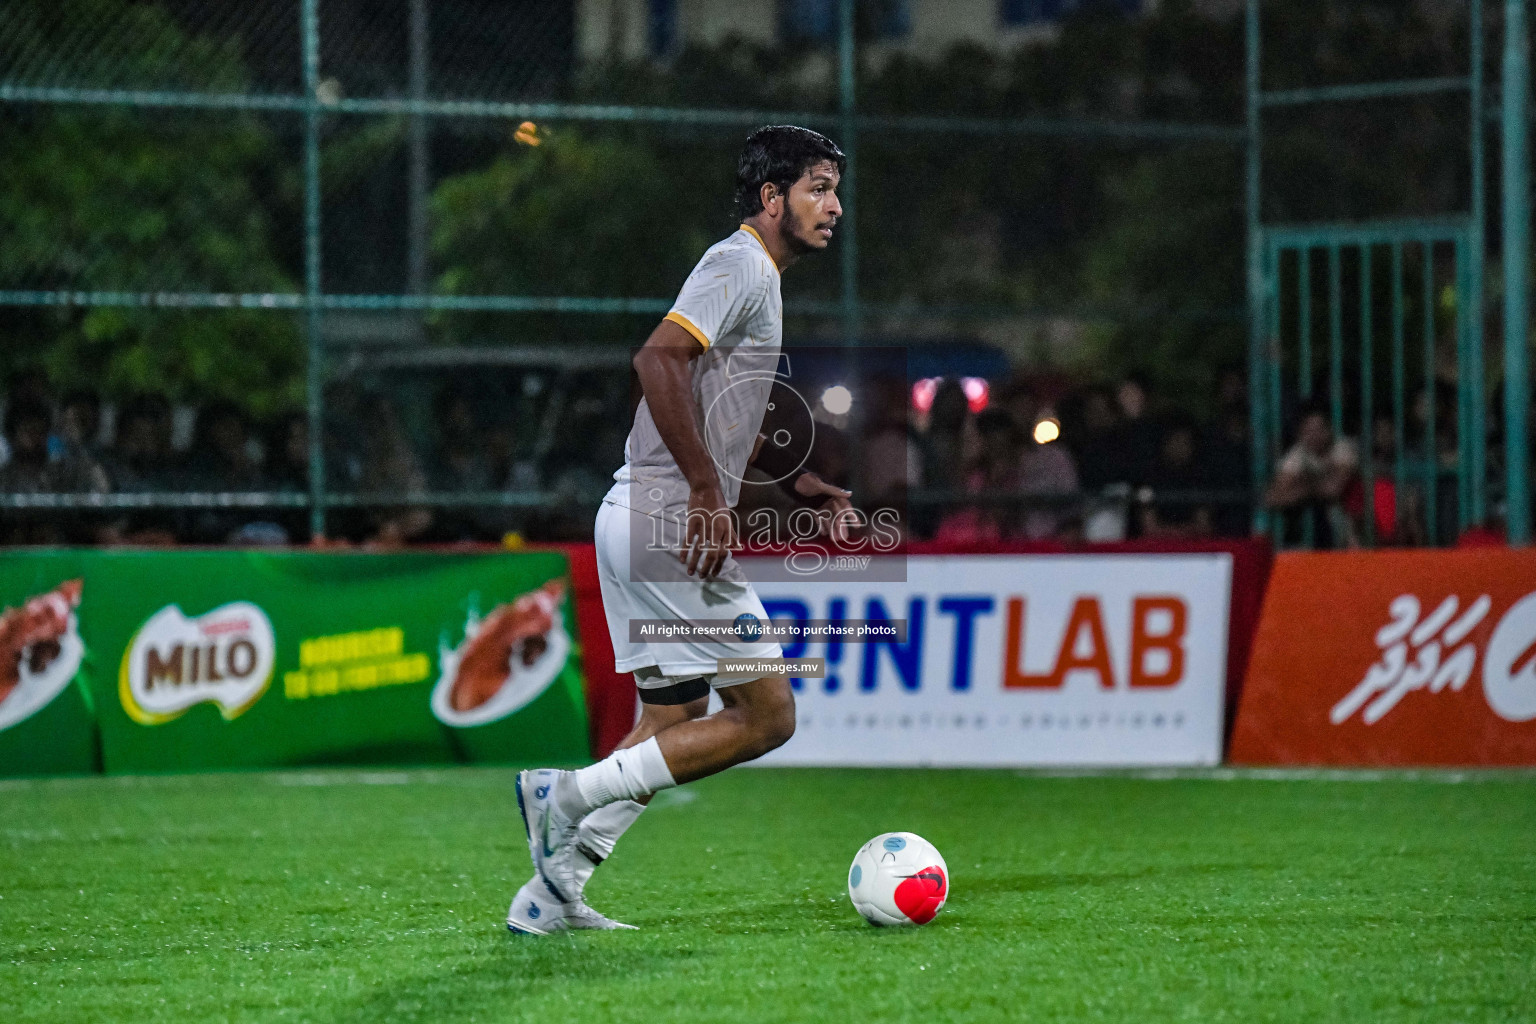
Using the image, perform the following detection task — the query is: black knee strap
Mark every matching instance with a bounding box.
[639,677,710,705]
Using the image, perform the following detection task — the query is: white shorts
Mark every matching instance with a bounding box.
[594,498,783,688]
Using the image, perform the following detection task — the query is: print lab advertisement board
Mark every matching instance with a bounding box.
[1230,549,1536,766]
[744,553,1233,767]
[0,549,589,775]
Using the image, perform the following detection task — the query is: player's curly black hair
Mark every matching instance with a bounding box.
[735,125,846,217]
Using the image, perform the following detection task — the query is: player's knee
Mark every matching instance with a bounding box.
[763,701,796,751]
[750,691,796,755]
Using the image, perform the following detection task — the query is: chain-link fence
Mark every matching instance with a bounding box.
[1,0,1381,548]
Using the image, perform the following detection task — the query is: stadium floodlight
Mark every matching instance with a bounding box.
[821,385,853,416]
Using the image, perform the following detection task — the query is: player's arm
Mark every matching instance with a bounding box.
[1264,450,1314,508]
[632,319,735,578]
[752,435,855,544]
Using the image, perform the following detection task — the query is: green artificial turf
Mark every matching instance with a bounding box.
[2,767,1533,1024]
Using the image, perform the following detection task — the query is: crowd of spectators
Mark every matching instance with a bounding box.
[840,368,1255,545]
[0,360,1478,550]
[0,369,308,546]
[0,366,635,547]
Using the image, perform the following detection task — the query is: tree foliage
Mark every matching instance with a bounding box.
[430,130,719,344]
[2,0,1485,415]
[0,0,301,415]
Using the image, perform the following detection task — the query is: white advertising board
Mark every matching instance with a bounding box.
[744,554,1233,767]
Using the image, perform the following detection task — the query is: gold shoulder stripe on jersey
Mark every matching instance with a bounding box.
[739,224,782,273]
[664,310,711,350]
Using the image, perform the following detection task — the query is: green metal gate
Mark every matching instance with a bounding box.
[1255,219,1483,547]
[1241,0,1526,549]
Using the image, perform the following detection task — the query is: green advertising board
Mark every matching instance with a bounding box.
[0,549,589,776]
[0,552,98,776]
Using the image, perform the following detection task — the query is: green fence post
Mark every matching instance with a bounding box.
[1361,244,1375,546]
[1505,0,1532,544]
[302,0,326,540]
[1470,0,1488,528]
[1424,241,1439,543]
[1267,242,1285,547]
[1246,0,1268,536]
[1329,244,1344,435]
[1391,243,1407,520]
[1456,234,1474,530]
[838,0,859,350]
[1299,248,1313,397]
[407,0,430,297]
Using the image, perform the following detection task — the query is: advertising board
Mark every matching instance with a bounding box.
[0,549,589,775]
[746,553,1233,766]
[1230,550,1536,766]
[0,554,97,776]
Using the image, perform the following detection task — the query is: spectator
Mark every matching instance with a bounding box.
[857,374,921,507]
[1140,415,1213,538]
[184,402,263,489]
[1202,368,1252,537]
[267,413,310,494]
[1003,383,1080,540]
[935,408,1018,544]
[100,392,181,545]
[1100,372,1161,489]
[1266,405,1359,548]
[542,371,626,497]
[181,401,268,544]
[0,399,109,544]
[0,400,54,495]
[430,387,494,493]
[0,400,62,544]
[1343,413,1425,547]
[1405,380,1461,544]
[425,387,498,543]
[0,370,53,462]
[57,388,106,462]
[917,378,976,537]
[1065,385,1120,491]
[357,395,432,546]
[265,412,312,545]
[104,393,177,491]
[919,378,975,494]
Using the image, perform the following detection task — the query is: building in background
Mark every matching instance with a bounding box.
[579,0,1165,63]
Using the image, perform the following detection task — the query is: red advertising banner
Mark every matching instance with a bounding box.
[1230,549,1536,766]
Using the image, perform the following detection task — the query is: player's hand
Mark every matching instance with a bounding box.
[794,473,856,545]
[684,484,737,580]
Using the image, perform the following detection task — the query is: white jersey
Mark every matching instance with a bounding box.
[608,225,783,518]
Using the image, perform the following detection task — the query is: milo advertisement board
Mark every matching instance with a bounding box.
[0,553,98,776]
[0,549,590,775]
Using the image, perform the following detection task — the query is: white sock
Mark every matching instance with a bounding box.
[559,737,676,818]
[570,800,647,896]
[578,800,646,862]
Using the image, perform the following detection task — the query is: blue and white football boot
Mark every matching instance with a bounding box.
[505,873,636,933]
[506,878,638,933]
[514,768,583,902]
[506,876,568,935]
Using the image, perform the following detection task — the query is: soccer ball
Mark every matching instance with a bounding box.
[847,831,949,927]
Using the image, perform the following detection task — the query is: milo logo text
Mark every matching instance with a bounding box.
[120,602,275,724]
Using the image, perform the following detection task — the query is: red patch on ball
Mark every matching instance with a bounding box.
[893,865,947,924]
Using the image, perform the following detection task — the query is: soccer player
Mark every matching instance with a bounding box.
[506,125,852,934]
